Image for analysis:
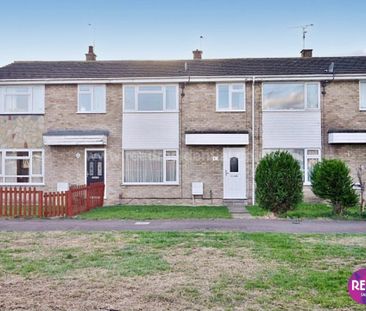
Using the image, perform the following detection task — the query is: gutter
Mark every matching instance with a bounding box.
[0,74,365,85]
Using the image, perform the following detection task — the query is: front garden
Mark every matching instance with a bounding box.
[78,204,231,220]
[253,151,366,220]
[0,231,365,310]
[247,203,366,220]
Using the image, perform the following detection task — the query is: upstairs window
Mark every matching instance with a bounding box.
[78,84,106,113]
[360,81,366,110]
[216,83,245,111]
[0,85,45,114]
[263,82,319,111]
[123,85,178,112]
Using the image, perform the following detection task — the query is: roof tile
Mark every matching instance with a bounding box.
[1,56,366,79]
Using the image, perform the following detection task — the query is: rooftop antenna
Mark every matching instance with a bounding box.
[199,35,204,50]
[328,62,335,74]
[88,23,95,47]
[322,61,336,95]
[291,24,314,49]
[326,61,335,80]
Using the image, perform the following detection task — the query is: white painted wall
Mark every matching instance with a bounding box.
[123,113,179,149]
[263,111,321,148]
[185,133,249,145]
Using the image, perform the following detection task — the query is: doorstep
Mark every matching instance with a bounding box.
[223,200,253,219]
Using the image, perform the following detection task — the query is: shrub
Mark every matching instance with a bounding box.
[255,151,303,214]
[310,159,358,215]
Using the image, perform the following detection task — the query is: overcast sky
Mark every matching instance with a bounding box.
[0,0,365,66]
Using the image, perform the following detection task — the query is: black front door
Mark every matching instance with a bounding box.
[86,150,105,185]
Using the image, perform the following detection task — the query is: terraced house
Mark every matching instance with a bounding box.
[0,46,366,205]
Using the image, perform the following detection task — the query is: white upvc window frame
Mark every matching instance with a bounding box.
[122,149,179,185]
[216,83,246,112]
[0,85,45,114]
[77,84,106,113]
[262,82,320,112]
[262,148,321,185]
[123,84,179,113]
[359,80,366,111]
[0,149,45,186]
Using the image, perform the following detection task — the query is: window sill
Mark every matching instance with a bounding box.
[123,111,179,113]
[77,111,107,114]
[122,182,179,186]
[0,183,45,186]
[0,113,44,116]
[216,109,246,113]
[263,109,319,112]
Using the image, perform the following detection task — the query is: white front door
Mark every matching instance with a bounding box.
[223,147,246,199]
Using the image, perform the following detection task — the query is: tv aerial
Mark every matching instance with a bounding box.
[291,24,314,49]
[88,23,96,47]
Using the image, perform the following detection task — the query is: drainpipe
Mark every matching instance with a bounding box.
[251,76,256,205]
[179,82,186,200]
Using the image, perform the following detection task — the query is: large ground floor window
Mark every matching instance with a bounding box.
[0,149,44,185]
[123,149,179,184]
[262,148,320,184]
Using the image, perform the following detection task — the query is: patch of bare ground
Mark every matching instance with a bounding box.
[300,235,366,247]
[155,247,269,309]
[0,245,271,311]
[0,232,133,263]
[0,274,336,311]
[0,232,131,250]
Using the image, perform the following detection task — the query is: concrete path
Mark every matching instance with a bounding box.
[224,200,252,219]
[0,218,365,233]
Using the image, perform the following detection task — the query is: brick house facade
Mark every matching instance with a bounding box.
[0,47,366,205]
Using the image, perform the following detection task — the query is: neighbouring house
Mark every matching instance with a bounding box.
[0,46,366,205]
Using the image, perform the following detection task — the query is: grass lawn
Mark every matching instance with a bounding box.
[247,202,366,220]
[0,232,365,310]
[78,205,231,220]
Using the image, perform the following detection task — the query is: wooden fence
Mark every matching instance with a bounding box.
[44,191,67,217]
[67,183,105,216]
[0,183,104,218]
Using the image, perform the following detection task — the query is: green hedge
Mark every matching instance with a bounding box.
[311,159,358,215]
[255,151,303,214]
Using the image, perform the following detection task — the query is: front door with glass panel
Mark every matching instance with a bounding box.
[86,150,105,185]
[223,148,246,199]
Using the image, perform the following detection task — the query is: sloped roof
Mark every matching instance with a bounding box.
[1,56,366,80]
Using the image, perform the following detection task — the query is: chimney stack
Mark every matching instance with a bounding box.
[85,45,96,61]
[192,49,203,60]
[300,49,313,58]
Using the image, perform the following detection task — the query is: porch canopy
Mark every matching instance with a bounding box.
[43,129,109,146]
[185,131,249,146]
[328,129,366,144]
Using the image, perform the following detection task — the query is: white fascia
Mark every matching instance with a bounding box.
[1,74,366,85]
